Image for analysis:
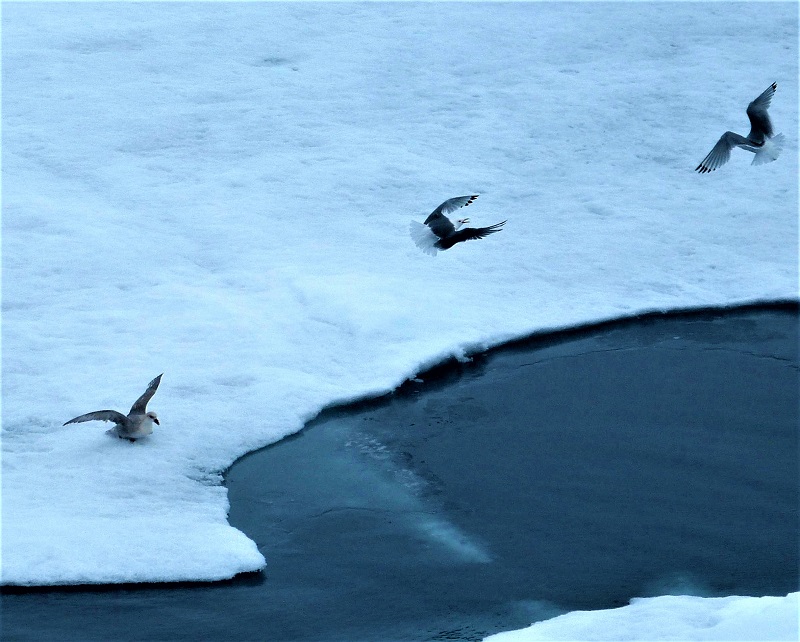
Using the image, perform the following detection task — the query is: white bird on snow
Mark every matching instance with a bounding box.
[64,374,163,442]
[410,195,506,256]
[695,82,785,173]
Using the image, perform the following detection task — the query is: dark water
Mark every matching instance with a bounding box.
[3,306,798,642]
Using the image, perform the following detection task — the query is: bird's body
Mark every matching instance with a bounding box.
[696,82,785,173]
[410,195,506,255]
[64,374,163,442]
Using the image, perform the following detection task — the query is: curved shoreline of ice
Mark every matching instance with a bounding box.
[309,297,800,416]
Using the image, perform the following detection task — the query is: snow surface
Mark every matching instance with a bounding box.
[484,592,799,642]
[1,0,797,639]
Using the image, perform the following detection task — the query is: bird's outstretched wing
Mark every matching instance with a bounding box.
[64,410,128,426]
[695,131,750,173]
[746,82,777,143]
[449,220,507,244]
[430,195,479,217]
[424,195,479,239]
[129,373,163,414]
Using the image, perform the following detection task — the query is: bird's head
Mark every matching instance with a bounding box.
[146,411,160,426]
[456,217,470,229]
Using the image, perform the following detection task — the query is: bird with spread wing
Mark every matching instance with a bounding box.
[64,374,163,442]
[410,195,506,255]
[696,82,785,173]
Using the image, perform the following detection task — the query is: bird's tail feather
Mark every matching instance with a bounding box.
[752,133,785,166]
[409,221,439,256]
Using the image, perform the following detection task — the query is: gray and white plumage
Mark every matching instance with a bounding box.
[64,374,163,442]
[410,195,506,255]
[696,82,785,173]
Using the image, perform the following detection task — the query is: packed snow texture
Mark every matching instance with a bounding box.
[484,592,799,642]
[1,2,797,635]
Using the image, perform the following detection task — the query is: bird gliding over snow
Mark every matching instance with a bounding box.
[64,374,163,442]
[695,82,785,173]
[410,195,506,256]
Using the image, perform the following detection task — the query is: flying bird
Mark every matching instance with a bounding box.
[695,82,785,173]
[410,195,506,255]
[64,374,163,442]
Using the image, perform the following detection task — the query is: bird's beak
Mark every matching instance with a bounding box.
[154,417,160,425]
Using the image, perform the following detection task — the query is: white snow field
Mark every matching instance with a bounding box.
[484,592,799,642]
[2,0,797,638]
